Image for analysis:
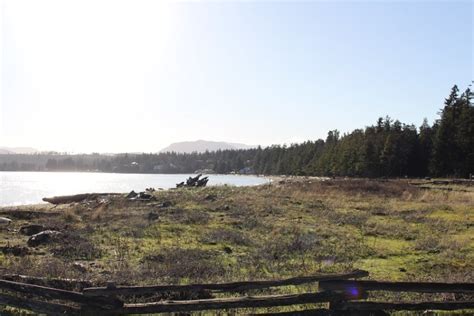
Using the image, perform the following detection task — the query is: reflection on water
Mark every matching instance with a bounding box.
[0,172,270,206]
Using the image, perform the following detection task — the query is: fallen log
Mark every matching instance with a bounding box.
[187,174,202,186]
[0,246,29,256]
[0,217,12,226]
[197,176,209,187]
[27,230,62,247]
[177,174,210,188]
[83,270,368,297]
[42,193,121,205]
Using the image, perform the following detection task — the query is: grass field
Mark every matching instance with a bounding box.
[0,178,473,314]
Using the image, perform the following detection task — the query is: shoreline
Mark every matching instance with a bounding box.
[0,173,272,208]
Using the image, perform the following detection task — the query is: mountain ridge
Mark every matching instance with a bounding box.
[0,147,39,154]
[160,140,255,153]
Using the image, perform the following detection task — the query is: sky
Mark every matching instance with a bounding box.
[1,0,473,153]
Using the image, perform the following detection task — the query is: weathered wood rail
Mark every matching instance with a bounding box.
[0,270,473,315]
[319,279,474,293]
[83,269,369,297]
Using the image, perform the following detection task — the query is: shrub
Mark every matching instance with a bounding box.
[202,228,252,246]
[51,233,102,260]
[142,248,227,282]
[181,210,211,225]
[414,235,442,253]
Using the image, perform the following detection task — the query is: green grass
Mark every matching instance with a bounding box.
[0,179,473,313]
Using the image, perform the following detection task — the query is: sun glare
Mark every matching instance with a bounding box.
[2,0,179,153]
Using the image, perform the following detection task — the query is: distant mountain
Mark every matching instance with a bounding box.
[0,147,39,154]
[160,140,255,153]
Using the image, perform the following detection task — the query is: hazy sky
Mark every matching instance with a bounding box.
[1,0,472,153]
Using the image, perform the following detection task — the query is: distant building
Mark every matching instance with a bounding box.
[238,167,253,174]
[153,165,165,172]
[194,168,216,174]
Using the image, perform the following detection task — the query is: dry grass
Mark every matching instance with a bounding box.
[0,178,473,312]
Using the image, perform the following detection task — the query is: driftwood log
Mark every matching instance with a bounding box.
[176,174,209,188]
[42,193,121,205]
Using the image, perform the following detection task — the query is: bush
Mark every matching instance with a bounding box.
[165,208,211,225]
[414,235,442,253]
[51,233,102,260]
[202,228,252,246]
[142,248,227,282]
[182,210,211,225]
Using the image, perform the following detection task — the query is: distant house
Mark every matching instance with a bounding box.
[153,165,165,172]
[194,168,216,174]
[153,163,177,173]
[238,167,253,174]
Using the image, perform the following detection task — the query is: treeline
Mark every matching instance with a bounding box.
[254,84,473,177]
[1,85,472,178]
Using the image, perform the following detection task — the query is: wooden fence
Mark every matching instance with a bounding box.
[0,270,473,315]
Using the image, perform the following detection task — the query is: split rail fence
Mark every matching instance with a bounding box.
[0,270,473,315]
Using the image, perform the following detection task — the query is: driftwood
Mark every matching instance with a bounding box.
[0,210,61,220]
[319,280,474,293]
[27,230,62,247]
[42,193,120,205]
[83,270,369,297]
[187,174,202,186]
[127,191,155,201]
[176,174,209,188]
[410,179,473,187]
[0,246,29,256]
[0,217,12,225]
[19,224,45,236]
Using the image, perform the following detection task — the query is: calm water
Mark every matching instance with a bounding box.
[0,172,270,206]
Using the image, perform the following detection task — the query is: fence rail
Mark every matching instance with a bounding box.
[332,301,474,311]
[0,279,122,308]
[109,291,348,315]
[1,270,473,315]
[83,269,368,297]
[319,279,474,293]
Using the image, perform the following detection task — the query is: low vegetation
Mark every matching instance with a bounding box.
[0,179,473,313]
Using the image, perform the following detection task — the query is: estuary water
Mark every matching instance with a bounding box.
[0,171,270,206]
